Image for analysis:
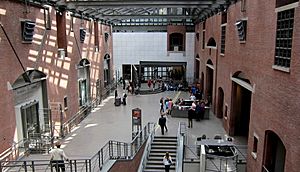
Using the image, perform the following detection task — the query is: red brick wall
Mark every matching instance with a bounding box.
[0,1,113,154]
[167,25,186,51]
[196,1,300,172]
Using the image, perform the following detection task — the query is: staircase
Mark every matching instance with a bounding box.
[143,136,177,172]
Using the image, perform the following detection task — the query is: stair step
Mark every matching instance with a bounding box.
[154,136,177,140]
[149,153,176,157]
[150,149,177,153]
[143,170,175,172]
[145,164,176,170]
[143,136,178,171]
[151,141,177,146]
[154,137,177,141]
[148,157,177,162]
[151,145,177,149]
[147,161,176,165]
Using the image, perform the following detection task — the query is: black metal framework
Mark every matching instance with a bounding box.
[274,8,294,68]
[220,25,226,54]
[63,0,233,26]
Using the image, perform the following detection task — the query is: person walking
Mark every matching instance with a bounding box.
[50,141,69,172]
[163,152,173,172]
[160,97,164,112]
[122,92,127,105]
[158,114,167,135]
[114,90,118,98]
[195,101,201,121]
[122,78,126,90]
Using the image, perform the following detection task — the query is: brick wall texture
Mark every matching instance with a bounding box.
[195,1,300,172]
[0,0,113,155]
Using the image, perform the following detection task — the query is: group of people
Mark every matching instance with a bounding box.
[160,97,173,115]
[188,99,207,128]
[120,77,137,94]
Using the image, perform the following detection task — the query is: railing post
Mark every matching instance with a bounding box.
[31,161,35,172]
[101,148,104,168]
[98,150,101,169]
[50,161,53,172]
[70,160,72,172]
[23,161,27,172]
[85,160,88,172]
[89,159,92,172]
[74,160,77,172]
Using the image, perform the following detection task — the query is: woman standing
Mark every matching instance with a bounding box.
[163,152,173,172]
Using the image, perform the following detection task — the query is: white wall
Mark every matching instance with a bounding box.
[113,32,195,82]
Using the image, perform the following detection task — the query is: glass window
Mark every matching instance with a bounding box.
[274,8,294,68]
[220,26,226,54]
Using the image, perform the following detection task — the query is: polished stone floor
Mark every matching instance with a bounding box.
[23,86,247,171]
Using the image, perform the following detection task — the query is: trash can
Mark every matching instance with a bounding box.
[204,106,210,119]
[114,97,121,106]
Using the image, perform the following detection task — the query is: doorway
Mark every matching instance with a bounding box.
[263,131,286,172]
[104,54,111,86]
[195,55,200,82]
[231,82,252,136]
[206,60,214,105]
[217,87,224,118]
[79,79,87,106]
[21,102,40,139]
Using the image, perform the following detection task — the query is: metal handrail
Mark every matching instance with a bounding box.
[0,158,93,172]
[0,139,30,162]
[176,122,186,172]
[94,122,155,171]
[0,123,155,172]
[262,165,270,172]
[205,153,238,172]
[137,124,157,171]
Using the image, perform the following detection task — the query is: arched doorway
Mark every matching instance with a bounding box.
[104,54,111,86]
[78,58,91,106]
[230,71,252,137]
[206,60,214,105]
[12,70,50,146]
[263,131,286,172]
[217,87,224,118]
[195,55,200,82]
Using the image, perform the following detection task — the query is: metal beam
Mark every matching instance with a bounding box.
[100,14,193,20]
[67,0,216,8]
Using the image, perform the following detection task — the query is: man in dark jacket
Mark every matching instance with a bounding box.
[158,115,167,135]
[188,109,195,128]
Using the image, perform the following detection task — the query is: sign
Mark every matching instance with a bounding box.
[132,108,141,125]
[132,108,142,139]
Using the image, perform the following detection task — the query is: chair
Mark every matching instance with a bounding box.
[214,134,222,140]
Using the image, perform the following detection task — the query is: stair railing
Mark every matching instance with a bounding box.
[176,122,186,172]
[94,122,156,171]
[0,122,155,172]
[137,123,157,172]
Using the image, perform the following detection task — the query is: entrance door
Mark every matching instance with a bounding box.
[231,83,252,136]
[79,79,87,106]
[217,88,224,118]
[21,102,40,139]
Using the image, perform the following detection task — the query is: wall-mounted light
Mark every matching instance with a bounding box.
[58,48,65,60]
[94,46,99,53]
